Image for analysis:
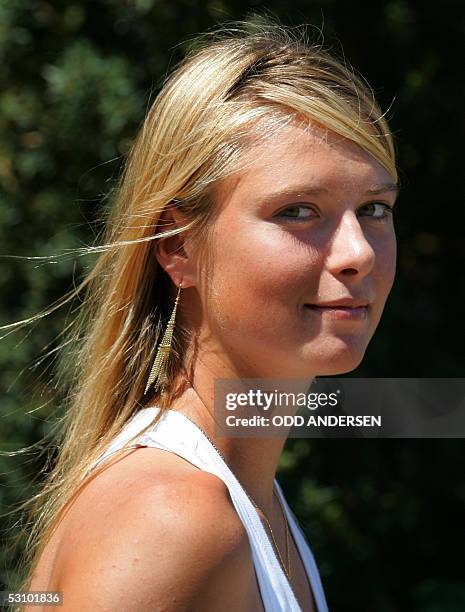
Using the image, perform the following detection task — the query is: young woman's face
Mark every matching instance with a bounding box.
[195,121,398,379]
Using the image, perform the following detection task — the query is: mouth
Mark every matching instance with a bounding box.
[303,303,369,320]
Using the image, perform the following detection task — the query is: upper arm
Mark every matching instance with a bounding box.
[56,471,248,611]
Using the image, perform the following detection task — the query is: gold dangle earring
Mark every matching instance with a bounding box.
[144,284,182,397]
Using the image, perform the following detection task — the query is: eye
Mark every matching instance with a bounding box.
[358,202,394,220]
[275,204,317,221]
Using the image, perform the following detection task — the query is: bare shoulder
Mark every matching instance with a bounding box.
[53,447,252,611]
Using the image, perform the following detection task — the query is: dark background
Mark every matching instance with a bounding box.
[0,1,464,610]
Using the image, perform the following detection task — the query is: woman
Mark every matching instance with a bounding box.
[15,17,399,612]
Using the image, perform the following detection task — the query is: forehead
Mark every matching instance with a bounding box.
[214,121,392,206]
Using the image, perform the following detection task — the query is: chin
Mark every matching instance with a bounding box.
[303,338,368,376]
[318,359,363,376]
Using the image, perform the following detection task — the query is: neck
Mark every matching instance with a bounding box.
[161,351,313,516]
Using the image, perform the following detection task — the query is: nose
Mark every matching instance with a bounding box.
[325,211,375,277]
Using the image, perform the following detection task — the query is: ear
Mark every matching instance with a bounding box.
[153,204,197,288]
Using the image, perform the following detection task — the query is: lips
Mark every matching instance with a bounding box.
[306,305,367,310]
[305,299,370,309]
[303,301,370,321]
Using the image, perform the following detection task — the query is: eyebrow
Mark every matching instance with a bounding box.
[364,183,400,195]
[256,182,400,204]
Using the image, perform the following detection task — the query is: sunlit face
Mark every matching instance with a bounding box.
[194,121,398,379]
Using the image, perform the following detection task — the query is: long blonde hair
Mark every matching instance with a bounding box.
[2,15,398,599]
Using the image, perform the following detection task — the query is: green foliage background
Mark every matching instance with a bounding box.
[0,1,464,610]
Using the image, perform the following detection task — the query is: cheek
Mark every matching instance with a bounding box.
[374,231,397,292]
[366,232,396,333]
[208,223,320,325]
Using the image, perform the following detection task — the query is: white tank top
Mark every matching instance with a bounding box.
[88,407,329,612]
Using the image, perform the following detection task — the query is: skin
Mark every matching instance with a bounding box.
[28,120,398,612]
[154,120,398,517]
